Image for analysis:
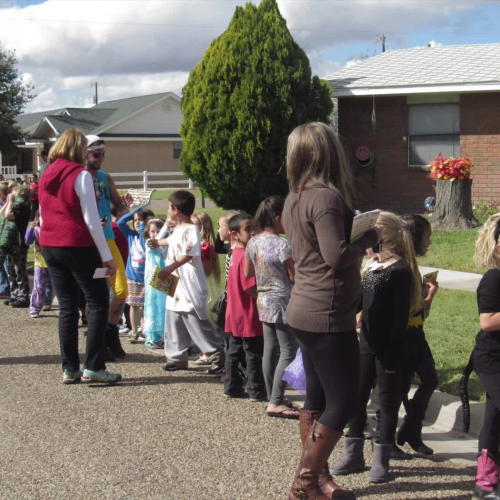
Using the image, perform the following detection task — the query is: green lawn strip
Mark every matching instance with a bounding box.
[419,227,483,274]
[424,288,484,401]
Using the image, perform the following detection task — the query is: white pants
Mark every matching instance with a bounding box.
[165,310,224,365]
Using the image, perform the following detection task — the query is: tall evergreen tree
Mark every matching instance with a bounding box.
[180,0,333,212]
[0,46,34,155]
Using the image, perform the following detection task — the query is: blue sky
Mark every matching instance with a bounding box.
[1,0,499,112]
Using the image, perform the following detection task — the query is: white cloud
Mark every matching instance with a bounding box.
[0,0,484,112]
[428,40,443,48]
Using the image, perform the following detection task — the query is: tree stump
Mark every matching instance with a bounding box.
[432,179,481,230]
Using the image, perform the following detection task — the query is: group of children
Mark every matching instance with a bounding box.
[8,170,500,497]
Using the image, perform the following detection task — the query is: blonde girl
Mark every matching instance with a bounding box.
[191,212,222,363]
[468,214,500,499]
[332,211,421,484]
[143,218,168,349]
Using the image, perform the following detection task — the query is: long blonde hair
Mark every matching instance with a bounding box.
[286,122,355,211]
[475,213,500,269]
[363,212,423,315]
[191,212,221,283]
[48,128,87,165]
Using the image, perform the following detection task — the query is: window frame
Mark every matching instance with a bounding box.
[407,102,461,169]
[173,141,183,159]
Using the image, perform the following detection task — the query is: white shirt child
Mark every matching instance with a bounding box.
[165,224,209,320]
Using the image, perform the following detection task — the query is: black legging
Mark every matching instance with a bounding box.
[42,246,109,372]
[477,371,500,460]
[404,329,439,421]
[349,339,405,444]
[291,328,360,432]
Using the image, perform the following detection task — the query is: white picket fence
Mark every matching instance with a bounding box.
[112,171,193,190]
[0,165,17,180]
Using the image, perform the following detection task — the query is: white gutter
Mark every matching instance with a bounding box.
[332,82,500,97]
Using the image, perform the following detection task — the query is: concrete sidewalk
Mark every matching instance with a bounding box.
[419,265,482,292]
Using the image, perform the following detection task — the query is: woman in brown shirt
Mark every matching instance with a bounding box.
[282,123,379,500]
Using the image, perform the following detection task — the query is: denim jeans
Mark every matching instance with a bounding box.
[0,257,9,294]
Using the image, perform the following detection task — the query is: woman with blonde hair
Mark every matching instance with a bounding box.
[282,122,380,500]
[469,214,500,499]
[332,211,421,484]
[38,128,121,384]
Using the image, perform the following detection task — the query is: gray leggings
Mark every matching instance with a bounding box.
[263,322,298,405]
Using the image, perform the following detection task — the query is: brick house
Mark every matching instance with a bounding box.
[2,92,185,184]
[326,43,500,214]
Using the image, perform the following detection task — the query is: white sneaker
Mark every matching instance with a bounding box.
[118,326,130,335]
[194,354,210,365]
[30,312,40,319]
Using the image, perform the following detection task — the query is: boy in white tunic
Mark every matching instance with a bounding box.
[157,190,225,372]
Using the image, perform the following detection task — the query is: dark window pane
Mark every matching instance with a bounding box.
[409,134,461,166]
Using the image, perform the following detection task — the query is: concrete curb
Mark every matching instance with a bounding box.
[372,385,485,437]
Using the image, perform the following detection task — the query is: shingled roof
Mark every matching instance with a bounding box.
[326,43,500,97]
[17,92,181,139]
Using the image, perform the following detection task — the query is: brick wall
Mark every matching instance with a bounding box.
[461,93,500,207]
[338,96,434,214]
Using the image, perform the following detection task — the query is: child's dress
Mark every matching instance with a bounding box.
[24,225,53,316]
[201,242,222,327]
[143,226,169,347]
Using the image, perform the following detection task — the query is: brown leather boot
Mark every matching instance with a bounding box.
[298,411,355,499]
[290,419,355,500]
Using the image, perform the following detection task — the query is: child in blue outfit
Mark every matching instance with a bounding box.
[143,218,172,349]
[117,206,154,342]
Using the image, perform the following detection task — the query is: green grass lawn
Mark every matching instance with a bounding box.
[419,228,483,274]
[424,288,484,401]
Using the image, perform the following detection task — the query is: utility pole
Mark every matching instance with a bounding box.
[376,35,386,53]
[91,82,98,105]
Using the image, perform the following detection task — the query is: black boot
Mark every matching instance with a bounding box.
[397,419,433,455]
[106,324,126,358]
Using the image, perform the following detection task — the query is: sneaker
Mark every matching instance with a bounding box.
[10,300,29,308]
[81,369,122,384]
[118,326,130,335]
[194,354,211,365]
[145,340,164,350]
[224,391,248,399]
[128,332,140,343]
[43,304,52,311]
[249,394,268,403]
[207,364,225,375]
[161,362,188,371]
[63,369,83,384]
[30,312,40,318]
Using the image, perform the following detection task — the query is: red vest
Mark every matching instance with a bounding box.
[39,158,95,248]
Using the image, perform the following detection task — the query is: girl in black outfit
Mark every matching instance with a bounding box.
[332,212,422,484]
[397,215,439,456]
[470,214,500,500]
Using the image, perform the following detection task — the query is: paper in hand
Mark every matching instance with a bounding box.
[351,209,381,242]
[93,268,108,279]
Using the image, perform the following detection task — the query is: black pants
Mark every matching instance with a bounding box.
[292,328,360,432]
[477,371,500,460]
[42,246,109,372]
[349,340,405,444]
[404,329,439,421]
[224,335,266,399]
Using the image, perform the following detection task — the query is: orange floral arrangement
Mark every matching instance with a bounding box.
[429,154,472,181]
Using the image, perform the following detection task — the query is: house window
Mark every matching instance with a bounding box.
[173,141,183,159]
[408,103,460,166]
